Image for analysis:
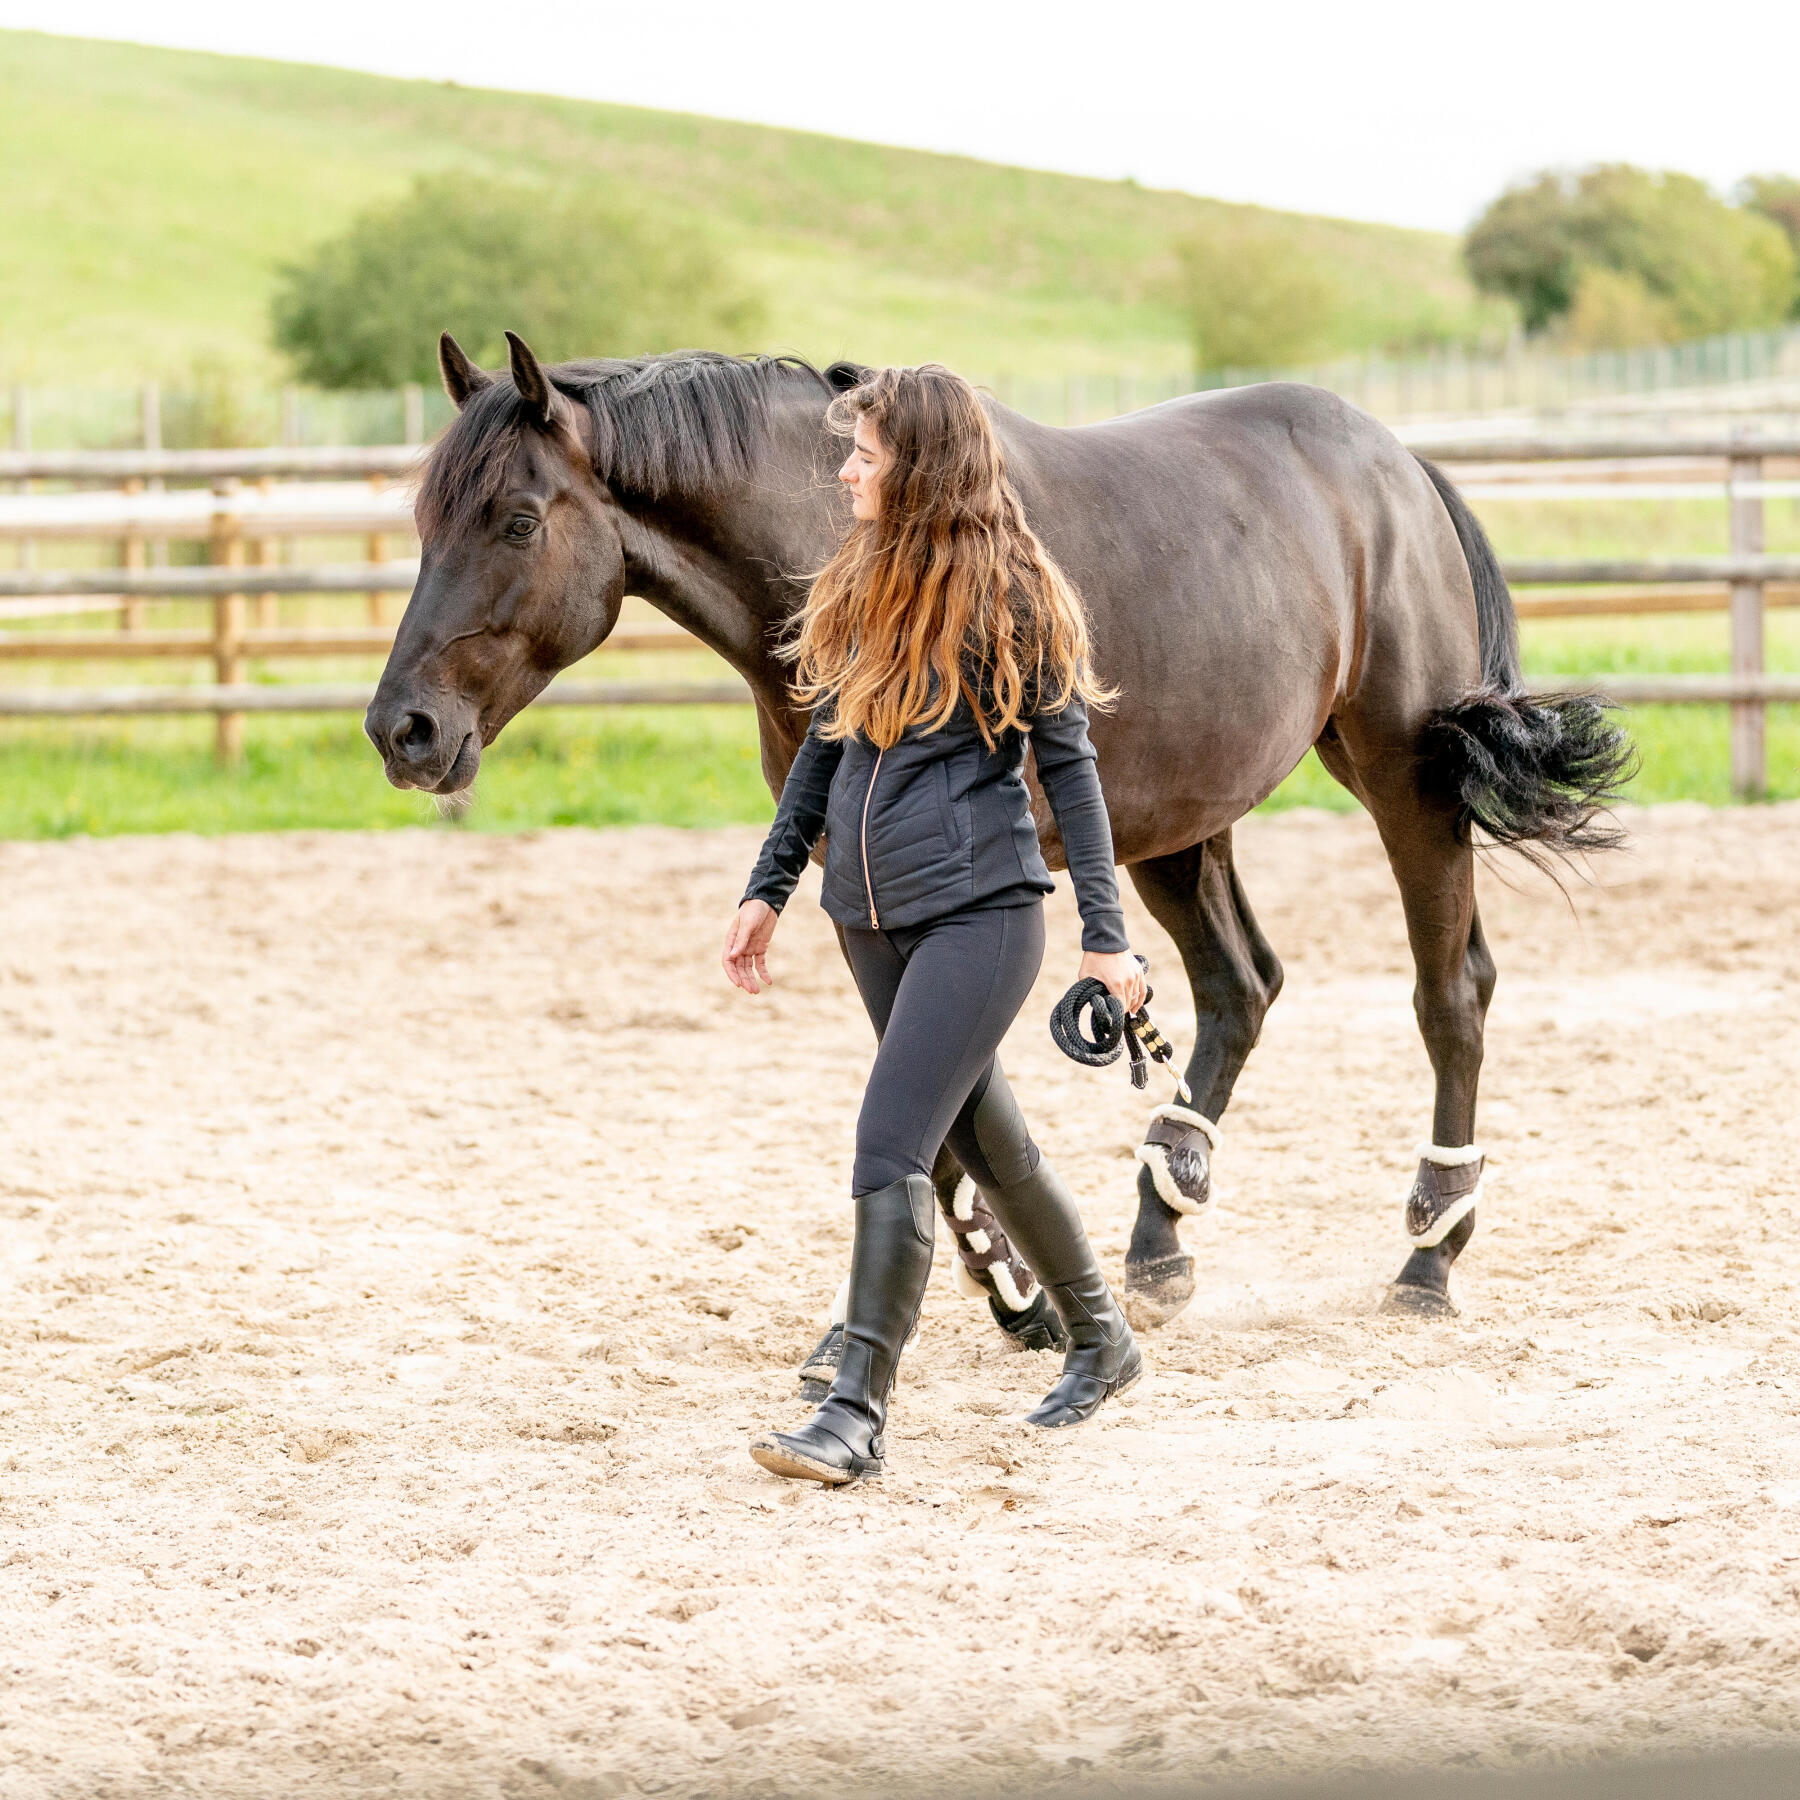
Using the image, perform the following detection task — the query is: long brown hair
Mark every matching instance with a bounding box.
[786,364,1113,748]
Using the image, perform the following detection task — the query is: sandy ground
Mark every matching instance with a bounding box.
[3,804,1799,1799]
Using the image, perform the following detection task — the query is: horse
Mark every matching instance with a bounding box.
[366,331,1630,1337]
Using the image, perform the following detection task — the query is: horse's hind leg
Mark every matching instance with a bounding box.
[1318,728,1496,1315]
[1386,888,1494,1314]
[1122,832,1283,1329]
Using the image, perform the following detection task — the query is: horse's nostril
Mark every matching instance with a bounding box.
[395,711,438,762]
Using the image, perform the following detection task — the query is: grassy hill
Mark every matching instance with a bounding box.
[0,29,1507,386]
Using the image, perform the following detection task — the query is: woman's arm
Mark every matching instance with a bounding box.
[739,708,845,915]
[1028,692,1131,957]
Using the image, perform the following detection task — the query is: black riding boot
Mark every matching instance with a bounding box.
[750,1173,935,1484]
[981,1159,1142,1428]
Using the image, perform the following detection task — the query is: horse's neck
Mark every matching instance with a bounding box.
[616,508,792,685]
[615,397,836,754]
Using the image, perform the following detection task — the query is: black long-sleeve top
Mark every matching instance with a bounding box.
[741,686,1128,953]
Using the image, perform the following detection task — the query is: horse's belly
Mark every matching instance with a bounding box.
[1031,660,1330,868]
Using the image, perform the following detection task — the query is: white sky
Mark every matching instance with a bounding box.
[5,0,1799,233]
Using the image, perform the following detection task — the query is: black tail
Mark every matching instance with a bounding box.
[1413,456,1636,859]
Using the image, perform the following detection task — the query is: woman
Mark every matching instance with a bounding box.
[721,364,1145,1486]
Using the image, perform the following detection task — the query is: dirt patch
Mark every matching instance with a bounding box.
[2,804,1798,1797]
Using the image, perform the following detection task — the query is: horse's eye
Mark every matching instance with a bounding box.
[504,515,540,540]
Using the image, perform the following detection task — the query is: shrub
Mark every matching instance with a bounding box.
[1560,266,1681,351]
[1172,223,1339,372]
[272,175,766,389]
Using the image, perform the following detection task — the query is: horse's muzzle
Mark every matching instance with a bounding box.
[365,697,482,793]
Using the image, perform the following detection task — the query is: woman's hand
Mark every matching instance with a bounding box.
[723,899,780,995]
[1080,948,1146,1013]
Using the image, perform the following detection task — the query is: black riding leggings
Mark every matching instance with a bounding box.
[841,901,1046,1197]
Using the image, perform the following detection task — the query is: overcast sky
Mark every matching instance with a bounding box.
[6,0,1798,233]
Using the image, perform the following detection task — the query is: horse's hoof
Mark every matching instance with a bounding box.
[1123,1252,1195,1330]
[990,1289,1068,1353]
[1381,1280,1460,1319]
[1381,1219,1473,1320]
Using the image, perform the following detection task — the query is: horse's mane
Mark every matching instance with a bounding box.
[415,352,852,538]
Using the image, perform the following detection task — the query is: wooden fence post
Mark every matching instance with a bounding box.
[142,381,166,574]
[11,385,31,572]
[211,479,246,765]
[122,478,145,632]
[1729,453,1766,798]
[254,476,277,630]
[367,471,390,625]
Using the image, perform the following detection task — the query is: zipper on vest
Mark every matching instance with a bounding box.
[859,746,884,928]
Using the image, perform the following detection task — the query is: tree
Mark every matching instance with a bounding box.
[1740,174,1800,315]
[1461,174,1581,333]
[1465,165,1797,345]
[1172,224,1339,372]
[272,176,766,389]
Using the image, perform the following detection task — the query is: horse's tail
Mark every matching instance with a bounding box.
[1412,455,1635,859]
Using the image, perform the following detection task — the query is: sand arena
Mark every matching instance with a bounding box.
[3,804,1798,1797]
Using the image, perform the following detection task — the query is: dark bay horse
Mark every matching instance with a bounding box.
[367,332,1629,1329]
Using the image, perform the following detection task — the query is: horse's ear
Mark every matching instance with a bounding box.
[823,360,871,394]
[439,333,493,410]
[505,330,562,428]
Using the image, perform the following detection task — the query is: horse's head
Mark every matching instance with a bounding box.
[365,332,625,793]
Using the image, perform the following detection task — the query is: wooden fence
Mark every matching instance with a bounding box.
[3,431,1797,793]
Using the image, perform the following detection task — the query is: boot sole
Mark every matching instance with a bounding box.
[748,1434,880,1486]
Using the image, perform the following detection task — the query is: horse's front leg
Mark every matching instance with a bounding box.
[1122,833,1283,1329]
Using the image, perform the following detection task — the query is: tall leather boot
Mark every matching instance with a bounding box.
[956,1067,1141,1428]
[750,1173,935,1484]
[980,1158,1142,1429]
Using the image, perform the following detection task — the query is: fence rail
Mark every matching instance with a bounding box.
[6,557,1798,608]
[0,445,421,483]
[9,433,1800,485]
[0,679,752,718]
[3,432,1795,792]
[4,672,1787,720]
[0,562,422,599]
[0,624,693,660]
[1407,432,1800,462]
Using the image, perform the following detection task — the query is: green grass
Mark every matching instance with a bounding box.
[0,29,1503,385]
[0,709,773,838]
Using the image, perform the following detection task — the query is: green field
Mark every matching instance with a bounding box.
[0,30,1504,386]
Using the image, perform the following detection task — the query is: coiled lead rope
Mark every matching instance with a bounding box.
[1050,953,1192,1102]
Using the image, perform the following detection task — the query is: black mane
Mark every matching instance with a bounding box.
[417,351,835,536]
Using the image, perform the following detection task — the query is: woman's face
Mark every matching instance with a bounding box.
[838,417,888,521]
